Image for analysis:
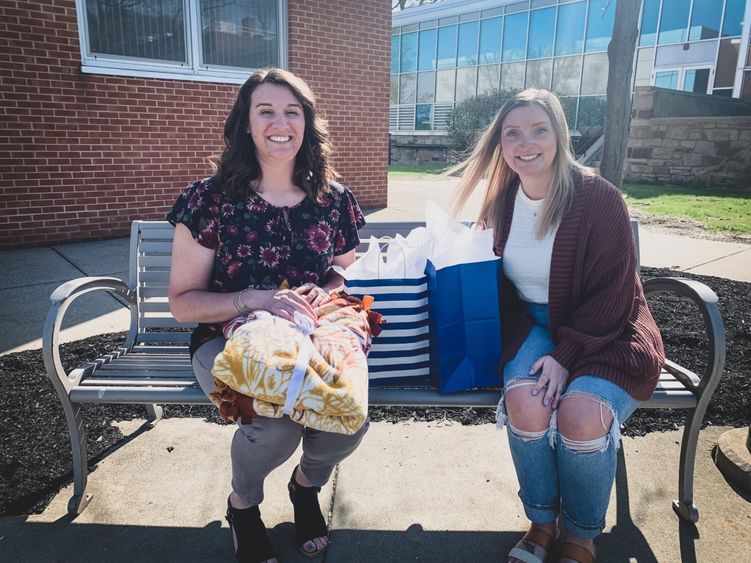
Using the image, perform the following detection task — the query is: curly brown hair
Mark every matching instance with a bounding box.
[211,68,338,201]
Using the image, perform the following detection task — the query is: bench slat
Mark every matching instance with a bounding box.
[81,378,196,386]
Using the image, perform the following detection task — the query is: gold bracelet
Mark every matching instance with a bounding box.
[233,288,253,315]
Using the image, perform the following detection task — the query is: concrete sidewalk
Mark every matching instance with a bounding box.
[1,176,749,561]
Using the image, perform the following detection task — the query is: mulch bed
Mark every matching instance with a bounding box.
[1,267,748,516]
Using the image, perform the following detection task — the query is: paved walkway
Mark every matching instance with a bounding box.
[1,177,749,561]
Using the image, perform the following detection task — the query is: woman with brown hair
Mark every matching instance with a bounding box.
[453,89,664,563]
[167,68,368,562]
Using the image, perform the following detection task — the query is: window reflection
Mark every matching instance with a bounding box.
[655,70,679,89]
[416,104,432,130]
[458,21,479,66]
[399,73,417,103]
[526,58,552,88]
[479,17,502,65]
[689,0,722,41]
[417,71,435,102]
[639,0,660,46]
[391,35,400,74]
[555,2,585,56]
[528,7,555,59]
[456,67,478,100]
[715,38,741,89]
[723,0,746,37]
[401,32,418,73]
[553,56,582,95]
[658,0,690,44]
[585,0,615,52]
[436,69,456,102]
[437,26,457,69]
[581,53,608,94]
[501,61,525,91]
[503,12,528,62]
[418,29,437,71]
[478,64,500,93]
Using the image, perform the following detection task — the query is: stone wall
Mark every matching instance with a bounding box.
[389,134,453,164]
[625,89,751,191]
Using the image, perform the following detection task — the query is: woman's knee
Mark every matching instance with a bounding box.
[557,394,614,451]
[504,378,553,434]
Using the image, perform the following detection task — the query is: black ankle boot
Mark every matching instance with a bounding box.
[287,466,329,559]
[225,496,276,563]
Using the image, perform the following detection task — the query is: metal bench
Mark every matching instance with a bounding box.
[43,220,725,522]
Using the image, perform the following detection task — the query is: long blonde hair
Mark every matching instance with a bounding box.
[450,88,591,239]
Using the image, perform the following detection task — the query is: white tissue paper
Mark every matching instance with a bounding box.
[424,201,498,270]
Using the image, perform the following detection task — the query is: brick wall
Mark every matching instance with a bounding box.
[0,0,389,249]
[288,0,390,209]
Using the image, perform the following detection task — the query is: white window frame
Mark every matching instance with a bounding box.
[653,66,713,94]
[75,0,288,84]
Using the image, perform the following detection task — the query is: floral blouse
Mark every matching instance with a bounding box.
[166,176,366,351]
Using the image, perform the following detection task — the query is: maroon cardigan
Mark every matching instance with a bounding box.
[496,173,665,401]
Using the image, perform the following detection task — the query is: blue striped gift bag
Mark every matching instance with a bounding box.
[345,277,431,385]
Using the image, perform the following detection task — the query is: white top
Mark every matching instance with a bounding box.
[502,187,558,304]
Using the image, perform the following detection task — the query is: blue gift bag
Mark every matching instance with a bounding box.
[345,277,432,385]
[425,258,502,393]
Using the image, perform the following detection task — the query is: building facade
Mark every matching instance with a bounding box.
[1,0,389,249]
[391,0,751,135]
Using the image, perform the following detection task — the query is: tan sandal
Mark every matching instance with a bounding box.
[558,541,595,563]
[507,525,557,563]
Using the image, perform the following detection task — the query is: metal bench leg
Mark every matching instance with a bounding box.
[66,403,92,515]
[673,409,701,523]
[145,404,163,426]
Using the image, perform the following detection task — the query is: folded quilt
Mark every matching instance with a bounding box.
[211,294,383,435]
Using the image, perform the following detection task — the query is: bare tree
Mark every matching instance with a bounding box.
[599,0,642,187]
[393,0,442,10]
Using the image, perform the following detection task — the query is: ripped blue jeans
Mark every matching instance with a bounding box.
[496,302,639,539]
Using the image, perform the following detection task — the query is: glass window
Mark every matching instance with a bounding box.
[723,0,747,37]
[457,21,479,66]
[85,0,187,63]
[577,96,607,130]
[526,58,552,88]
[416,104,432,130]
[400,32,418,73]
[585,0,616,52]
[436,69,456,101]
[390,75,399,104]
[391,35,400,74]
[502,11,528,62]
[417,71,435,102]
[437,25,457,69]
[528,7,555,59]
[456,67,478,100]
[634,47,655,87]
[559,96,578,129]
[658,0,690,44]
[555,2,586,56]
[743,71,751,100]
[655,70,680,89]
[713,88,733,96]
[418,29,437,71]
[399,73,417,103]
[501,61,526,91]
[683,68,710,93]
[478,64,500,93]
[553,55,582,95]
[580,53,608,94]
[639,0,660,46]
[715,38,741,88]
[479,17,502,64]
[689,0,722,41]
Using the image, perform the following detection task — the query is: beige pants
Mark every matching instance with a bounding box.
[192,337,369,506]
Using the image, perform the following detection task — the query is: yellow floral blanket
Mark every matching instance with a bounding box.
[210,294,382,435]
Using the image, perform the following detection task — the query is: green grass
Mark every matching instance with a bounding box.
[622,182,751,235]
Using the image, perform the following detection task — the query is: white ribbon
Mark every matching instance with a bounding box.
[282,312,316,416]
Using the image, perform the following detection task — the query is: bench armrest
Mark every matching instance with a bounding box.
[643,276,726,401]
[43,277,137,395]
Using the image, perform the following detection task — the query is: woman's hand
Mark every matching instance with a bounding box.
[247,288,319,325]
[530,355,569,409]
[295,283,333,308]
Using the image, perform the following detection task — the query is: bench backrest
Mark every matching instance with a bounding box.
[128,219,640,347]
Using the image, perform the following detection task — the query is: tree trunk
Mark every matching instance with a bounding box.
[600,0,641,188]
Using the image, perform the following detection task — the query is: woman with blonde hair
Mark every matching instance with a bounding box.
[453,89,664,563]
